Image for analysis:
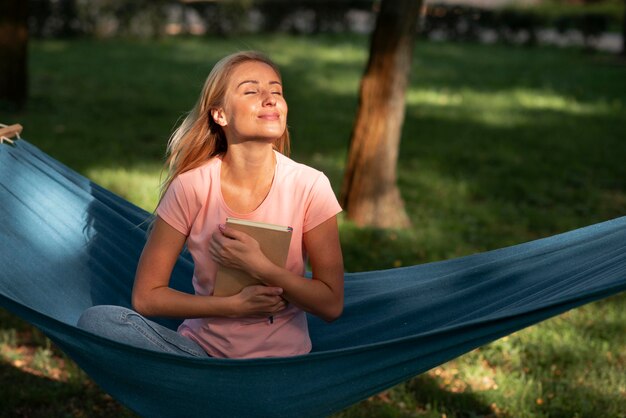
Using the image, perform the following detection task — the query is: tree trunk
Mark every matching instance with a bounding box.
[0,0,28,111]
[340,0,422,228]
[622,0,626,56]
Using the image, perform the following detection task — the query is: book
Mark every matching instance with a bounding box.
[213,217,293,297]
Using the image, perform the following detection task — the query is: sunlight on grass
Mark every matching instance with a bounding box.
[407,86,615,129]
[456,294,626,416]
[276,40,366,96]
[513,89,611,114]
[407,89,464,107]
[86,165,162,211]
[269,36,366,68]
[306,152,348,188]
[1,342,66,382]
[306,70,361,95]
[36,40,69,53]
[0,329,17,347]
[313,45,366,64]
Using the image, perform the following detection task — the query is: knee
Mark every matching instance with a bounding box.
[77,305,132,332]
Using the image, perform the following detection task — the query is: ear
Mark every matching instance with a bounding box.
[211,108,228,127]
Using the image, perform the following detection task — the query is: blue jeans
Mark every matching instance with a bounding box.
[77,305,209,358]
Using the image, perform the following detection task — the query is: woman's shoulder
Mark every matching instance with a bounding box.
[274,152,337,201]
[168,157,220,204]
[175,156,221,185]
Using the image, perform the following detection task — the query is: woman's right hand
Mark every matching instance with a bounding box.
[228,285,287,318]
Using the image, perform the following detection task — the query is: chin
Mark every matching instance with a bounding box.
[242,136,281,146]
[256,130,286,142]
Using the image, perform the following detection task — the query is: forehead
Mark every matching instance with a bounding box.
[229,61,281,85]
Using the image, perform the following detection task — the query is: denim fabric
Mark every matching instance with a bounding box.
[77,305,209,358]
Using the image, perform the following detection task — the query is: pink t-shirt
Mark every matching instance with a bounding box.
[156,151,342,358]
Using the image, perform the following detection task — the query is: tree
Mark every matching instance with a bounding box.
[0,0,28,110]
[622,0,626,56]
[340,0,422,228]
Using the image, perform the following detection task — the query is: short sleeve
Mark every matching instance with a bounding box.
[303,174,342,233]
[156,176,195,235]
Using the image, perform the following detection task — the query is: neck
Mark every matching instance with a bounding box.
[221,142,276,186]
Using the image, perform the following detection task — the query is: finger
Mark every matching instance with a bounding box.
[273,300,287,312]
[208,247,222,264]
[211,229,229,246]
[207,240,223,261]
[252,286,283,296]
[218,224,245,241]
[208,236,219,252]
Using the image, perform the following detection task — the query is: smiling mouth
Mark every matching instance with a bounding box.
[258,114,280,120]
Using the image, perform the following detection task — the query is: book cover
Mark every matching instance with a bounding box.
[213,218,293,297]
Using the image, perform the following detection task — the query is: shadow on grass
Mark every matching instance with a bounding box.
[407,374,498,418]
[339,223,428,271]
[510,348,626,417]
[396,101,625,257]
[493,293,626,416]
[0,361,135,418]
[0,307,137,418]
[0,361,70,418]
[339,373,499,418]
[568,294,626,350]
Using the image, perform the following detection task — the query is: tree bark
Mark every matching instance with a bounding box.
[0,0,28,111]
[340,0,422,228]
[622,0,626,56]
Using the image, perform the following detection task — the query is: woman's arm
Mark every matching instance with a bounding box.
[132,216,287,319]
[210,216,344,322]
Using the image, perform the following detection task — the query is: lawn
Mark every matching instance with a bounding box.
[1,34,625,417]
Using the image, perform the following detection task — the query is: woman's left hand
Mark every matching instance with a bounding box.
[209,224,270,278]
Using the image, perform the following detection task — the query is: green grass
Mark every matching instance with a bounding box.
[2,34,626,417]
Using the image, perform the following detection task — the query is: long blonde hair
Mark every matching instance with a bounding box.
[159,51,290,204]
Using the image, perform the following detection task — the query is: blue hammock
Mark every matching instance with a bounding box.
[1,139,625,418]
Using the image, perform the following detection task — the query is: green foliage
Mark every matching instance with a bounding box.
[520,0,624,21]
[2,35,625,417]
[423,0,624,46]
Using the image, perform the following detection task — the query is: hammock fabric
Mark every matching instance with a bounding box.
[1,139,625,418]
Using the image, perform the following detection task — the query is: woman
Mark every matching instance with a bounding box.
[78,51,344,359]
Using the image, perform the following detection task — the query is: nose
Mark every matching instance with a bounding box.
[262,90,276,106]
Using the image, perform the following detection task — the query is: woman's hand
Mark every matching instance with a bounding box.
[251,216,344,322]
[209,224,272,279]
[133,217,286,320]
[228,285,287,318]
[209,217,344,323]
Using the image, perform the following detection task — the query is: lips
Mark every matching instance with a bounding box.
[258,113,280,121]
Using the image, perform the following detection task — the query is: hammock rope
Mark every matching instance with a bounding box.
[1,138,625,418]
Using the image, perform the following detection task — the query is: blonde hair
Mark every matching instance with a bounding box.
[159,51,290,204]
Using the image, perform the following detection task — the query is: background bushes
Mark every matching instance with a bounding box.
[420,2,621,46]
[26,0,624,52]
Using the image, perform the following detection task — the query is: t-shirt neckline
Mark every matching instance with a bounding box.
[216,150,280,218]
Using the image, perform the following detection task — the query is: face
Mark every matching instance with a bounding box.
[212,61,288,145]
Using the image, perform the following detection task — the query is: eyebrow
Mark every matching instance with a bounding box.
[237,80,282,88]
